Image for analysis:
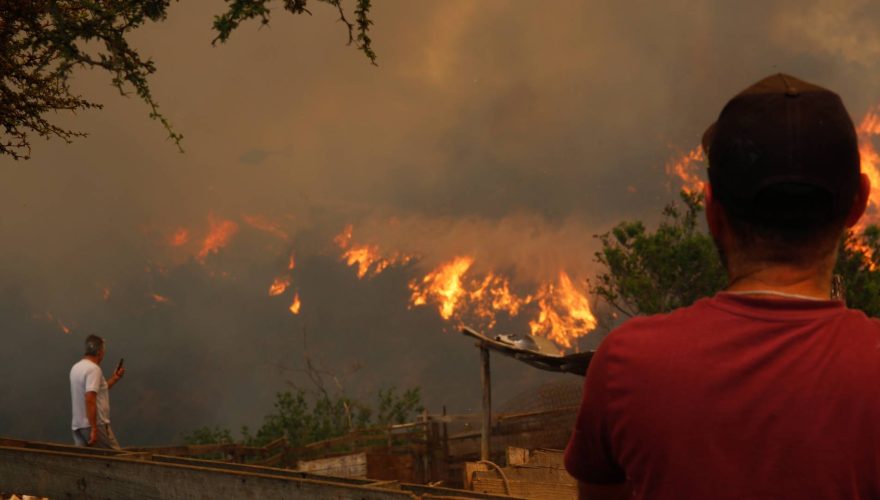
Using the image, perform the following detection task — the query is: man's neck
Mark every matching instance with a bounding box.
[84,355,101,365]
[725,262,833,300]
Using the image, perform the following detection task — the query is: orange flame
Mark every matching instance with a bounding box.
[102,287,111,301]
[468,273,527,329]
[169,228,189,247]
[409,256,474,320]
[845,106,880,265]
[848,238,877,271]
[344,245,385,278]
[337,224,599,348]
[406,257,598,348]
[335,225,413,278]
[665,146,705,195]
[856,108,880,231]
[198,215,239,261]
[269,276,291,296]
[528,272,597,348]
[152,293,171,304]
[289,293,302,315]
[288,254,296,270]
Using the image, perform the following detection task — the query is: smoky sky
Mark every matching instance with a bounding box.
[3,0,880,445]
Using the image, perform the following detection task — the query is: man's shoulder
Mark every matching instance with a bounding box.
[70,359,101,377]
[605,298,711,344]
[592,298,727,368]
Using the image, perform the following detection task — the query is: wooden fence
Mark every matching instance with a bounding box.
[122,405,578,488]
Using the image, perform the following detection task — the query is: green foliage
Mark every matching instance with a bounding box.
[1,0,178,159]
[1,0,374,160]
[182,425,234,445]
[239,389,370,447]
[593,190,880,318]
[592,191,727,316]
[212,0,376,64]
[375,387,424,426]
[184,385,422,448]
[834,226,880,316]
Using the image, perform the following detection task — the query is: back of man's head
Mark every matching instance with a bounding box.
[703,73,861,265]
[84,334,104,356]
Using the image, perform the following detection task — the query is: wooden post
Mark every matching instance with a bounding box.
[480,343,491,461]
[421,408,430,483]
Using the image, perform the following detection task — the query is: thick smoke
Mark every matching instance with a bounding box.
[2,0,880,444]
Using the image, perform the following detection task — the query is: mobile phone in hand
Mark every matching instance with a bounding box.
[116,358,124,373]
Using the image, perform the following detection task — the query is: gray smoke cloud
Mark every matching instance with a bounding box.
[3,0,880,445]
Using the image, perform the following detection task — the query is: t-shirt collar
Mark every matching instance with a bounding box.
[707,291,846,321]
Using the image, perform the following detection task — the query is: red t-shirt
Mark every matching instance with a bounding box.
[565,293,880,499]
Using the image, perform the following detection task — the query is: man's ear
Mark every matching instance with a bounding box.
[704,183,721,238]
[844,173,871,228]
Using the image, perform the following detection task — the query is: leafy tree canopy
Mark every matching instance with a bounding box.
[592,192,727,318]
[1,0,374,160]
[592,191,880,318]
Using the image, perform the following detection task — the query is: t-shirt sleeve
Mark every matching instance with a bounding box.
[83,365,103,393]
[564,340,626,484]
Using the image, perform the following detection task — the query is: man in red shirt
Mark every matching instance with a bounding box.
[565,73,879,499]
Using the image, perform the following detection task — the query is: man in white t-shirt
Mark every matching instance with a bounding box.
[70,334,125,449]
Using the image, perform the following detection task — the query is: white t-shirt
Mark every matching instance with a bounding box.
[70,359,110,430]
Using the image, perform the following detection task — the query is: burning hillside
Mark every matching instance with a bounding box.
[335,225,597,350]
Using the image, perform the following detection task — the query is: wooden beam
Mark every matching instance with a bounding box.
[480,344,492,461]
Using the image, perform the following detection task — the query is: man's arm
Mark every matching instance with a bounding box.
[107,366,125,389]
[85,391,98,445]
[578,480,631,500]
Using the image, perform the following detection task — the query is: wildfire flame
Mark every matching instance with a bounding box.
[469,273,527,324]
[198,215,239,261]
[335,225,413,278]
[409,256,474,320]
[44,312,73,334]
[665,146,705,195]
[528,272,597,348]
[289,293,302,315]
[853,108,880,269]
[169,227,189,247]
[338,226,598,349]
[268,276,291,296]
[408,259,596,348]
[268,251,301,313]
[857,106,880,229]
[152,293,171,304]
